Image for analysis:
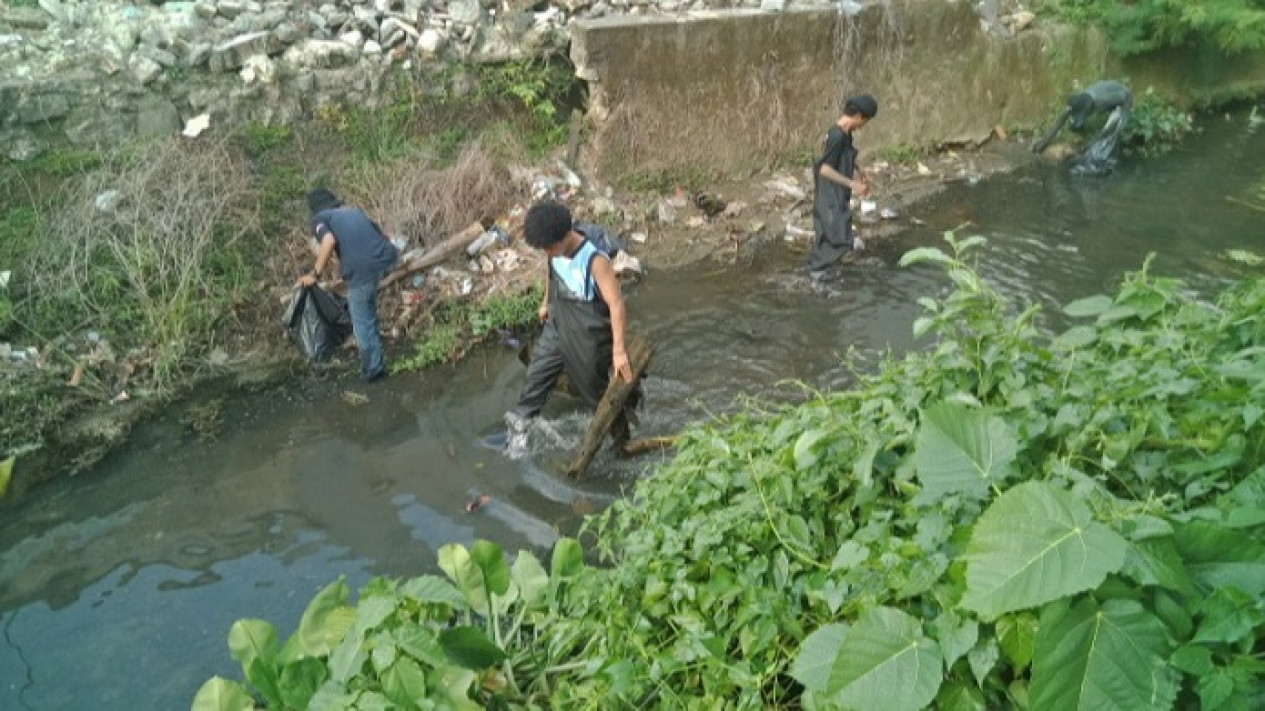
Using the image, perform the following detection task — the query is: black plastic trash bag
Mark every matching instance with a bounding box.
[574,221,625,256]
[282,285,352,364]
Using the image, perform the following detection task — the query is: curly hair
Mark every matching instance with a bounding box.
[523,201,573,249]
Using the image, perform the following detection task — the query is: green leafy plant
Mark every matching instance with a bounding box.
[237,121,294,158]
[1124,88,1195,156]
[393,323,463,373]
[471,59,578,154]
[201,234,1265,709]
[193,540,586,709]
[1042,0,1265,56]
[469,285,542,338]
[394,285,542,374]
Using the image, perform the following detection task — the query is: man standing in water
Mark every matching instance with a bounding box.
[297,188,399,382]
[504,201,635,459]
[1032,80,1132,175]
[810,94,878,279]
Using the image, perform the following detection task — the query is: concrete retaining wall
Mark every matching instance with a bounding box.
[572,0,1265,180]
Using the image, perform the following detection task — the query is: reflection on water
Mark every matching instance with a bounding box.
[2,111,1263,709]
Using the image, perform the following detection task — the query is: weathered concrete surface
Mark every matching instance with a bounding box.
[572,1,1264,180]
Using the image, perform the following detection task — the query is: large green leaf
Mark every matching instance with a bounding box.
[438,625,506,669]
[1030,598,1178,711]
[190,677,254,711]
[510,551,549,607]
[936,680,986,711]
[279,579,355,663]
[899,247,954,267]
[826,607,943,711]
[307,681,358,711]
[470,540,511,597]
[931,611,978,671]
[381,658,428,710]
[438,543,491,614]
[1063,295,1114,318]
[1173,522,1265,595]
[961,482,1128,619]
[550,537,584,581]
[278,656,329,710]
[327,628,368,684]
[1227,468,1265,508]
[433,666,481,710]
[1121,537,1197,594]
[399,575,468,611]
[227,619,278,675]
[914,402,1017,503]
[789,623,848,694]
[996,612,1038,671]
[393,625,447,669]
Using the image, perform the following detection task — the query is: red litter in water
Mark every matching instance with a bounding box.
[465,494,491,513]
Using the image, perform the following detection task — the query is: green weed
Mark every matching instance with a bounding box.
[206,233,1265,709]
[1124,87,1195,156]
[1042,0,1265,55]
[237,121,294,157]
[393,323,462,373]
[469,285,542,337]
[873,142,922,164]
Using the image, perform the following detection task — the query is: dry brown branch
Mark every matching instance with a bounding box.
[28,138,259,390]
[343,144,527,252]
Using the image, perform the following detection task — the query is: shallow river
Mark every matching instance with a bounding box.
[2,112,1263,709]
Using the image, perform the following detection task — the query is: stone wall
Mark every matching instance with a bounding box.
[0,0,577,160]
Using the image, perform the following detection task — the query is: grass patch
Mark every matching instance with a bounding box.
[393,284,542,374]
[393,323,463,372]
[470,284,542,337]
[237,121,294,157]
[873,142,923,164]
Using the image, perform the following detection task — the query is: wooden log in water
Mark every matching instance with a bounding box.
[566,335,654,479]
[619,436,677,457]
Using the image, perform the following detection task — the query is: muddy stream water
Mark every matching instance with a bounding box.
[3,113,1264,709]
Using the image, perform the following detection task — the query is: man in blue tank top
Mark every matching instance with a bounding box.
[297,188,399,382]
[505,201,636,458]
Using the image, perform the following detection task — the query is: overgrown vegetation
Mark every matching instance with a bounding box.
[393,285,543,374]
[0,59,577,469]
[197,235,1265,709]
[1123,87,1196,156]
[1040,0,1265,55]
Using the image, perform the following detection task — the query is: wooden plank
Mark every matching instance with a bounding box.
[619,436,676,457]
[379,221,486,289]
[566,335,654,479]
